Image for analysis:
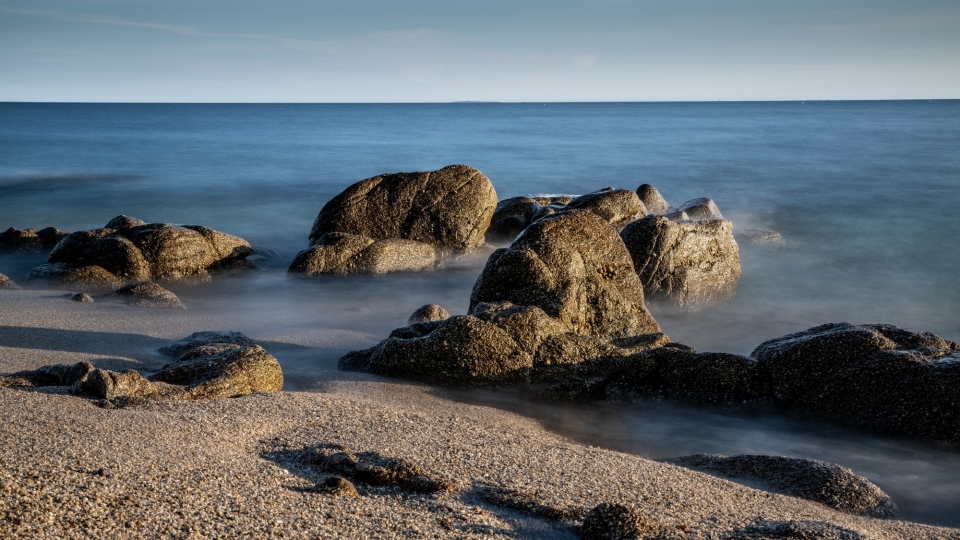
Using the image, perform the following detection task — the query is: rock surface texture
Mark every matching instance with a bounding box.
[406,304,451,325]
[565,188,648,230]
[752,322,960,444]
[0,227,69,254]
[636,184,672,215]
[670,454,897,518]
[291,165,497,277]
[677,198,724,221]
[109,281,185,308]
[577,503,664,540]
[23,217,255,291]
[621,215,741,309]
[0,273,21,290]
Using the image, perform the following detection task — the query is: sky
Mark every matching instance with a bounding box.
[1,0,959,102]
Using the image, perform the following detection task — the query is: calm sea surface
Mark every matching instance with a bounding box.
[2,101,960,526]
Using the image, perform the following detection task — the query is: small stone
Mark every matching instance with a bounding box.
[71,293,94,303]
[406,304,451,325]
[578,503,664,540]
[316,477,360,497]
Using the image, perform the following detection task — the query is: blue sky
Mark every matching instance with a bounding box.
[1,0,958,102]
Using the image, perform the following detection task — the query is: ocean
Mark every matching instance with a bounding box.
[2,101,960,526]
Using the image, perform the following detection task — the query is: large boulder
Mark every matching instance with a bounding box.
[620,215,741,309]
[0,227,69,254]
[150,344,284,400]
[471,210,660,339]
[670,454,897,517]
[751,323,960,443]
[307,164,497,253]
[565,188,647,230]
[23,217,255,290]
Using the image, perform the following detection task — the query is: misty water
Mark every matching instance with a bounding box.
[2,101,960,527]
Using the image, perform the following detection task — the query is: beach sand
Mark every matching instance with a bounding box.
[1,289,957,539]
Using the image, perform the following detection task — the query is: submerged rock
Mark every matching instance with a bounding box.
[677,197,724,221]
[109,281,185,308]
[0,273,21,290]
[670,454,897,517]
[621,215,741,309]
[406,304,451,325]
[0,226,69,254]
[636,184,671,215]
[471,210,660,339]
[24,217,255,291]
[752,323,960,444]
[735,228,785,247]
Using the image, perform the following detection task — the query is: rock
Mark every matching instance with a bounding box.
[150,344,284,399]
[406,304,451,325]
[288,233,438,277]
[104,215,146,231]
[0,273,21,290]
[307,164,497,253]
[664,210,689,222]
[653,352,772,405]
[577,503,664,540]
[250,245,282,260]
[735,228,785,247]
[316,477,360,497]
[70,292,94,302]
[470,210,660,339]
[0,226,69,254]
[752,323,960,443]
[298,443,456,493]
[0,361,95,388]
[724,520,867,540]
[81,368,157,402]
[670,454,897,517]
[109,281,184,308]
[24,220,255,290]
[636,184,671,215]
[288,233,375,276]
[486,196,546,244]
[531,332,671,384]
[620,215,741,309]
[677,197,724,221]
[158,330,257,357]
[565,188,647,230]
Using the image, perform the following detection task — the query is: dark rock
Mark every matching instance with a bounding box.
[471,301,570,355]
[477,485,585,521]
[250,245,282,260]
[531,332,671,384]
[752,323,960,443]
[298,443,456,493]
[158,331,257,357]
[735,228,785,247]
[0,273,21,290]
[653,352,771,405]
[288,233,438,277]
[0,361,95,388]
[24,221,254,290]
[677,197,724,221]
[670,454,897,517]
[308,164,497,253]
[636,184,671,215]
[577,503,664,540]
[486,196,547,244]
[406,304,451,325]
[566,188,647,230]
[316,476,360,497]
[71,292,94,302]
[81,368,157,402]
[104,215,146,231]
[109,281,184,308]
[150,344,284,399]
[471,210,660,339]
[621,215,741,309]
[724,520,867,540]
[0,227,69,254]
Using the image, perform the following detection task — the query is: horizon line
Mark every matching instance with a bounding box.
[1,98,958,105]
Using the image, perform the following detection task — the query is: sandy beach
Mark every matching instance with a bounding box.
[0,289,956,539]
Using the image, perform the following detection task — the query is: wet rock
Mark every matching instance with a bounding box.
[636,184,671,215]
[0,273,21,290]
[109,281,185,308]
[486,196,546,244]
[308,164,497,253]
[316,476,360,497]
[566,188,647,230]
[24,219,255,290]
[158,330,257,358]
[70,292,94,302]
[577,503,664,540]
[298,443,456,493]
[735,228,785,247]
[670,454,897,517]
[752,323,960,443]
[150,344,284,399]
[0,361,95,388]
[0,226,69,254]
[104,215,146,231]
[288,233,438,277]
[653,352,772,405]
[471,210,660,339]
[621,215,741,309]
[477,485,585,521]
[407,304,451,325]
[724,520,867,540]
[677,197,724,221]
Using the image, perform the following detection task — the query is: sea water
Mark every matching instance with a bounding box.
[2,101,960,526]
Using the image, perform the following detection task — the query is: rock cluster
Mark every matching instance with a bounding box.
[23,217,256,292]
[289,165,497,277]
[670,454,897,517]
[0,331,282,406]
[0,226,69,254]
